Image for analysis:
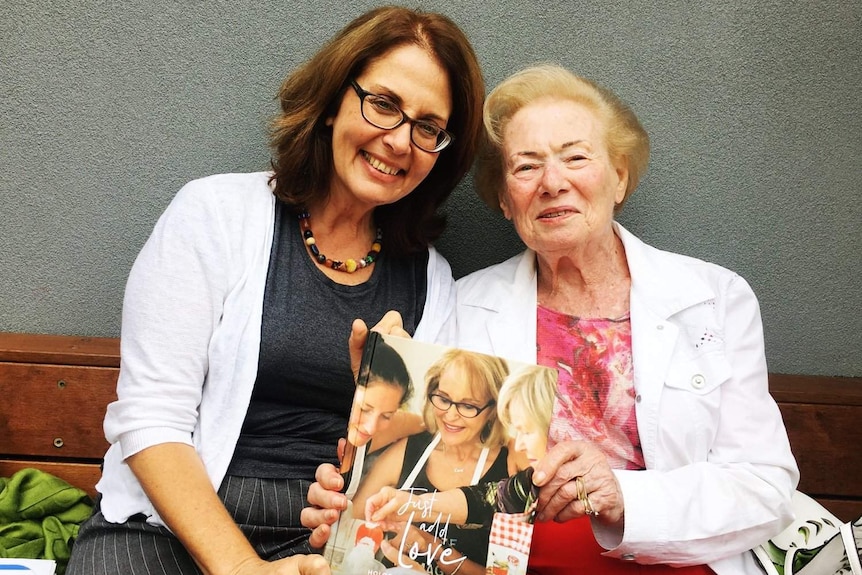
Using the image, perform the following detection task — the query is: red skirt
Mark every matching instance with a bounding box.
[527,517,715,575]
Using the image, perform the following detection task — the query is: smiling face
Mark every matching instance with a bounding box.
[326,43,453,212]
[432,362,494,449]
[347,378,405,447]
[499,98,628,257]
[507,401,548,465]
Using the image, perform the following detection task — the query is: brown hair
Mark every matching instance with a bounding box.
[422,349,509,448]
[476,64,650,214]
[269,6,484,255]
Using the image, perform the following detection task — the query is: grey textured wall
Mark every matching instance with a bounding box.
[1,1,859,376]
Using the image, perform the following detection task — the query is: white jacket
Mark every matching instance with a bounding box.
[97,172,456,526]
[455,222,798,575]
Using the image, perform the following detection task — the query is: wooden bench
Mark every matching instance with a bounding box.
[1,332,860,522]
[0,333,119,498]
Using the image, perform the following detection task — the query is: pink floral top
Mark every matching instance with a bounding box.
[538,305,645,471]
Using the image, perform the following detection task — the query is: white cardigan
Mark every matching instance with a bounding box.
[455,222,798,575]
[97,172,456,525]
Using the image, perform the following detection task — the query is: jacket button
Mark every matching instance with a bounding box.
[622,553,636,561]
[691,374,706,389]
[635,394,642,403]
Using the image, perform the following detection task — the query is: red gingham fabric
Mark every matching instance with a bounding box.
[488,511,535,556]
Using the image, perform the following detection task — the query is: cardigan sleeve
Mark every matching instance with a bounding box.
[104,179,232,459]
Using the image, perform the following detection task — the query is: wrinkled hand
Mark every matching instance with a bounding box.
[364,486,412,523]
[302,456,348,549]
[228,554,330,575]
[531,440,624,525]
[349,311,410,381]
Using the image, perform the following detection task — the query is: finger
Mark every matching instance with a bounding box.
[290,553,331,574]
[314,462,345,491]
[551,496,589,523]
[371,310,407,336]
[531,441,587,487]
[380,537,422,570]
[536,475,582,522]
[306,481,347,517]
[365,487,400,522]
[307,523,332,550]
[349,319,369,381]
[379,537,402,565]
[301,504,341,532]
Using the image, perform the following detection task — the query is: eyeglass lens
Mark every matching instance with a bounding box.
[353,81,451,152]
[430,393,485,418]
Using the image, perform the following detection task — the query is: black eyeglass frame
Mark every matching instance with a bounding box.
[429,392,495,419]
[349,80,455,153]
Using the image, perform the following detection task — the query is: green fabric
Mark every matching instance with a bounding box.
[0,468,94,574]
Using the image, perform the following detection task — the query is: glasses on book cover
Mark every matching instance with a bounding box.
[429,392,495,418]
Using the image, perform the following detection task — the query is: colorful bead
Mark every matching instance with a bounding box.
[297,211,382,274]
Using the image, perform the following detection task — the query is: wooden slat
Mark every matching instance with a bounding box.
[770,373,862,406]
[777,402,862,499]
[0,332,120,367]
[0,460,101,500]
[0,362,117,458]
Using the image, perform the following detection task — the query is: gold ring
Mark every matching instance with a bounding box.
[574,476,599,517]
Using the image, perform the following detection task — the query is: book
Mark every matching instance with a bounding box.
[0,559,57,574]
[324,332,559,575]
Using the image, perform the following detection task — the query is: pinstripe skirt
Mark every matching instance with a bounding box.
[66,476,314,575]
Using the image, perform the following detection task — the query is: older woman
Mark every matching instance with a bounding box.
[67,7,484,575]
[306,64,799,575]
[454,64,799,574]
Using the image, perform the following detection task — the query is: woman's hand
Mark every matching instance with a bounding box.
[302,461,348,548]
[364,486,412,523]
[531,439,625,525]
[229,554,330,575]
[349,311,410,381]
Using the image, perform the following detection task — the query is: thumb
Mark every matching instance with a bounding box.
[349,318,369,382]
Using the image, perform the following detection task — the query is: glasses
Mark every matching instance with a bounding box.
[350,80,454,153]
[429,393,495,419]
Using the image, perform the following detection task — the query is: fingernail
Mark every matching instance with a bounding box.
[533,471,546,484]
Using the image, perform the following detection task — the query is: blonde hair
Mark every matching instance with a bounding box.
[423,349,509,448]
[497,365,558,435]
[475,63,650,214]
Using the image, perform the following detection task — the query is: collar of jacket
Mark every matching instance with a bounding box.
[457,221,717,363]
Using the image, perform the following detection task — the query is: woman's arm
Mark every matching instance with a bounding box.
[597,273,799,564]
[365,485,470,525]
[129,443,328,575]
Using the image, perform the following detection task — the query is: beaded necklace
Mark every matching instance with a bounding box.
[298,210,382,273]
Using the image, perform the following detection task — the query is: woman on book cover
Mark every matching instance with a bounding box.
[362,364,558,525]
[66,6,485,575]
[306,64,798,575]
[341,336,422,493]
[350,349,511,575]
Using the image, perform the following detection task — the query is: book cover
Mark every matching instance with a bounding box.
[0,559,57,574]
[324,332,558,575]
